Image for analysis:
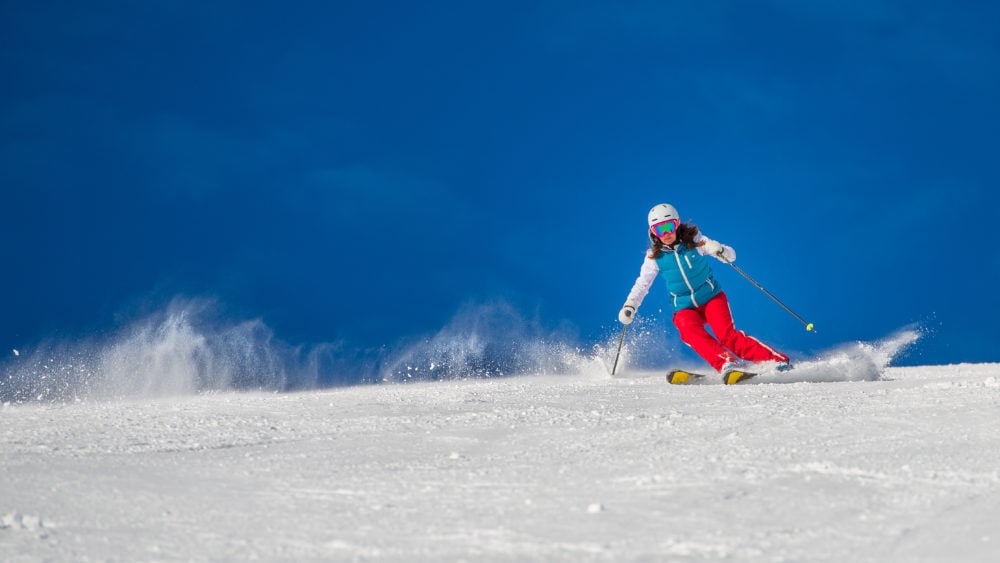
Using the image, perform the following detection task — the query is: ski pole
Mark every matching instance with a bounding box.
[721,258,816,332]
[611,324,627,375]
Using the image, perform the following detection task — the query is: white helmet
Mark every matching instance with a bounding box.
[647,203,680,227]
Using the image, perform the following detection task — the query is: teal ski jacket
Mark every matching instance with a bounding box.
[653,243,720,311]
[624,233,736,313]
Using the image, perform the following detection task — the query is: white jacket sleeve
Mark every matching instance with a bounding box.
[694,233,736,263]
[624,256,659,308]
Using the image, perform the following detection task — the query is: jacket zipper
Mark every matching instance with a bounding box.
[673,251,698,307]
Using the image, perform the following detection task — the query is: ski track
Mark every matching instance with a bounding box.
[2,364,999,562]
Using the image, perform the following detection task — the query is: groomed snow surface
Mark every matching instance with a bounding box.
[3,337,999,561]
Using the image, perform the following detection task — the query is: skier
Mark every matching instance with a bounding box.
[618,203,790,376]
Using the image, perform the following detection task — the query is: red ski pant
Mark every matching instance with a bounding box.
[672,291,788,372]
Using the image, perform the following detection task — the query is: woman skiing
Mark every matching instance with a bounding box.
[619,203,790,378]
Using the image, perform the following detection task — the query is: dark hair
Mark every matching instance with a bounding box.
[649,223,701,259]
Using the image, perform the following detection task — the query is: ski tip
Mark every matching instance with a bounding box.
[667,370,706,384]
[723,370,757,385]
[667,370,689,384]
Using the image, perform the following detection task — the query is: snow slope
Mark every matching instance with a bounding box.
[3,357,999,561]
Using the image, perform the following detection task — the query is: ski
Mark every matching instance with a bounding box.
[666,370,708,384]
[666,369,759,384]
[723,369,757,385]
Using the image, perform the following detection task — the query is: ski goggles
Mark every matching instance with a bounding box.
[650,219,680,237]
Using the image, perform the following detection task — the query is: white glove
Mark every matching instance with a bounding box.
[618,304,636,325]
[702,239,725,259]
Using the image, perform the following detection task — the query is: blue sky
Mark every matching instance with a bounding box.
[2,1,998,373]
